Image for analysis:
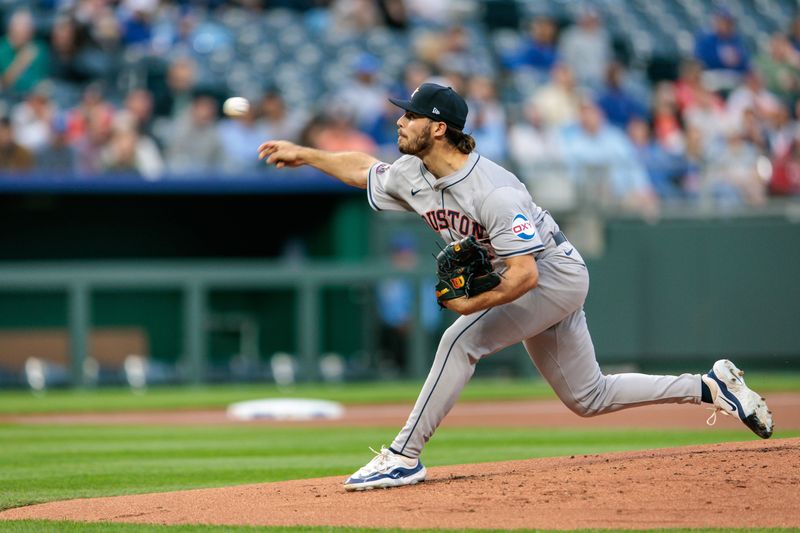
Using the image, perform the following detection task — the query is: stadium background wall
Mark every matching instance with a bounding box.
[0,191,798,380]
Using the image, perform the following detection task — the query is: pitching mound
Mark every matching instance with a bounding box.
[2,438,798,530]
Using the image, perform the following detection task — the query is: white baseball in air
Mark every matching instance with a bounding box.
[223,96,250,117]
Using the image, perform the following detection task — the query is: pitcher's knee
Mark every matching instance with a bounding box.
[562,398,602,417]
[559,375,608,417]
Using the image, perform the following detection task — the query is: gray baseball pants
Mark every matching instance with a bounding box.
[391,240,702,458]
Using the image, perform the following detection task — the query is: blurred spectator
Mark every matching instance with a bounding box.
[770,133,800,196]
[790,16,800,53]
[311,108,377,154]
[508,98,563,172]
[501,16,559,74]
[396,62,433,98]
[73,102,114,176]
[703,126,766,207]
[367,99,404,158]
[100,111,164,179]
[739,108,770,155]
[559,99,659,214]
[531,63,581,130]
[329,0,383,36]
[507,99,570,210]
[64,83,116,147]
[10,83,56,155]
[152,55,198,119]
[123,88,157,139]
[726,70,782,129]
[0,10,50,96]
[765,103,797,158]
[650,82,685,154]
[682,85,728,151]
[437,25,486,78]
[754,33,800,107]
[682,125,706,197]
[259,90,306,143]
[119,0,159,49]
[81,3,123,64]
[331,53,389,132]
[376,0,409,29]
[627,117,688,200]
[0,117,34,173]
[403,0,453,28]
[164,93,223,175]
[464,75,507,162]
[375,232,439,376]
[694,8,749,91]
[674,59,707,114]
[151,6,199,57]
[49,15,102,85]
[595,62,648,129]
[558,8,611,89]
[34,114,75,174]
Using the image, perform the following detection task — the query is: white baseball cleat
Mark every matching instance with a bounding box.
[344,446,426,491]
[702,359,773,439]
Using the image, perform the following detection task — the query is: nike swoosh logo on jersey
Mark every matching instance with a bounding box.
[411,188,422,196]
[564,248,574,256]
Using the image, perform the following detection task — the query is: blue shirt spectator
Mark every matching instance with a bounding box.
[501,16,559,73]
[559,100,659,213]
[119,0,157,48]
[694,9,750,73]
[465,76,508,163]
[627,117,688,200]
[595,63,648,129]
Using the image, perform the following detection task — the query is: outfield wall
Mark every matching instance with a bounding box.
[0,201,798,386]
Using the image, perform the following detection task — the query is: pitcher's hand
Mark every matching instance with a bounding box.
[258,140,305,168]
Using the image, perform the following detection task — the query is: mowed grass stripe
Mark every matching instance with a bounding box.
[0,373,797,414]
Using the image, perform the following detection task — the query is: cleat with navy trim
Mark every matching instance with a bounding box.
[702,359,773,439]
[344,446,426,491]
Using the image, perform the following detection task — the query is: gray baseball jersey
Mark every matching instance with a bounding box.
[368,152,557,269]
[367,152,702,458]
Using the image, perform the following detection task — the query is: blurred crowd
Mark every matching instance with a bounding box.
[1,0,800,210]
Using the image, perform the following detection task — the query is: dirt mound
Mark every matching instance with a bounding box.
[2,438,798,530]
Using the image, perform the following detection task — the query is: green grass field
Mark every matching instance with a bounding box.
[0,372,796,414]
[1,376,798,532]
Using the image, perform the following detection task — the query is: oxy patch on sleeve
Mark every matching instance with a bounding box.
[511,214,536,241]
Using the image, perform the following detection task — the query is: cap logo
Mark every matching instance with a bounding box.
[411,87,420,98]
[432,107,440,115]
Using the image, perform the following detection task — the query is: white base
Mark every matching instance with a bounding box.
[226,398,344,421]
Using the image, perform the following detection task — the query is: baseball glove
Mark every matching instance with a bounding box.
[435,236,501,305]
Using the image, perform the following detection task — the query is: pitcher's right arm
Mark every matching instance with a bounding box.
[258,140,378,189]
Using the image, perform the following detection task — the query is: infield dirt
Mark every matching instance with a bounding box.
[1,439,798,530]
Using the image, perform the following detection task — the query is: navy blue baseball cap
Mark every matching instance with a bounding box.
[389,83,468,131]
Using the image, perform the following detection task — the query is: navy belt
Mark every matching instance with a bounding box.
[553,231,567,247]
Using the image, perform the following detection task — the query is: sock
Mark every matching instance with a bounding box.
[701,380,713,403]
[389,446,417,464]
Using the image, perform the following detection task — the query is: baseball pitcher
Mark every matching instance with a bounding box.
[258,83,773,491]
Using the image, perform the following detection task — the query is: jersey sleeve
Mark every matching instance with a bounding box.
[366,161,413,213]
[479,187,545,257]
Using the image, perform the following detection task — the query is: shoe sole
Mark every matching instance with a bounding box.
[742,393,773,439]
[344,468,427,491]
[713,360,774,439]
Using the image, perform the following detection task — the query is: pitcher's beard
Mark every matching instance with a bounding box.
[398,123,433,156]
